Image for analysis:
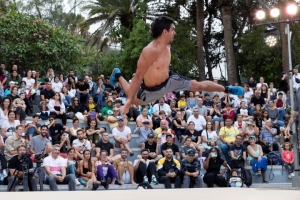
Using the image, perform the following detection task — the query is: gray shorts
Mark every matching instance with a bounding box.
[137,71,191,104]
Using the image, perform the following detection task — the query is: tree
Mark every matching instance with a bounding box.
[0,12,85,74]
[218,0,237,85]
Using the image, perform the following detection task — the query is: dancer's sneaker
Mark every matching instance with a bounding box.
[110,68,121,87]
[226,86,244,96]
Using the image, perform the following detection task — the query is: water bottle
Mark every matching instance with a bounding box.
[0,173,4,186]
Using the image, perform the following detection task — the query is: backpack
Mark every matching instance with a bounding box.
[243,169,252,187]
[267,151,283,165]
[40,111,49,120]
[137,183,153,189]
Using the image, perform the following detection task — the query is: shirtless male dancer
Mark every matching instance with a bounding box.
[110,16,244,115]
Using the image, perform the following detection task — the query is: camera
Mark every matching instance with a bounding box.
[21,153,31,164]
[34,153,44,162]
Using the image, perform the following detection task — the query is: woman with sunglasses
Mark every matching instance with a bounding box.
[201,122,218,150]
[67,97,85,117]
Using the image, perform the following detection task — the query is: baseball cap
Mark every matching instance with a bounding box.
[187,149,196,156]
[142,121,150,125]
[249,135,256,140]
[118,116,124,121]
[147,133,154,138]
[9,81,15,85]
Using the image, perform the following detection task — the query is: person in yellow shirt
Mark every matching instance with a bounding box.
[177,94,188,109]
[154,120,172,144]
[219,118,240,161]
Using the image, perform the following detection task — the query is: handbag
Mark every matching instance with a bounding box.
[67,112,75,119]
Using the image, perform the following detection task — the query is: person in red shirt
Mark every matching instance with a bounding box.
[281,142,295,179]
[222,103,234,122]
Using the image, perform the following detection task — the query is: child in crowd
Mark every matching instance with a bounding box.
[158,128,173,145]
[281,142,295,179]
[228,170,242,187]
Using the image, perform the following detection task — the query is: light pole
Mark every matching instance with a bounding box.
[255,3,300,187]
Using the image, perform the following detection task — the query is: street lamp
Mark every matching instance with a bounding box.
[255,4,300,187]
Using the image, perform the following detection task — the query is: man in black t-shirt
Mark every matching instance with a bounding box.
[75,77,90,104]
[47,116,69,144]
[7,145,37,191]
[142,133,162,161]
[250,91,266,110]
[95,132,116,162]
[229,134,246,168]
[160,134,180,160]
[40,78,55,111]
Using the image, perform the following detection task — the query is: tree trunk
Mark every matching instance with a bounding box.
[280,22,289,73]
[219,0,237,85]
[196,0,206,81]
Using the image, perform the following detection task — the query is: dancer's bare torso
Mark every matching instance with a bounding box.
[142,42,171,88]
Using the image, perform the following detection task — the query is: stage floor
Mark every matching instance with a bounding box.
[1,188,300,200]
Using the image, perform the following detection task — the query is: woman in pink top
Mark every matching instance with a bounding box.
[281,142,295,178]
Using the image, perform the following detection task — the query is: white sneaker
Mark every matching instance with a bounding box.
[291,172,295,177]
[86,179,93,190]
[288,174,292,179]
[75,178,81,186]
[2,170,7,178]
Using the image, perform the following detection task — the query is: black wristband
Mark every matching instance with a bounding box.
[224,86,229,93]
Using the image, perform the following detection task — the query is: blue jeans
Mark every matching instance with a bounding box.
[75,93,89,104]
[63,95,72,107]
[221,143,231,161]
[27,127,35,136]
[94,93,104,109]
[278,108,286,121]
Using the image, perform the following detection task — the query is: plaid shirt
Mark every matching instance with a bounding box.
[259,128,277,143]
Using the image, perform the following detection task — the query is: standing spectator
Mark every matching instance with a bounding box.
[203,147,227,187]
[113,148,135,184]
[157,147,181,189]
[133,149,158,184]
[278,72,289,94]
[160,134,180,160]
[1,111,20,140]
[219,118,239,161]
[95,150,117,187]
[293,68,300,91]
[40,78,55,111]
[112,116,134,156]
[134,121,154,148]
[72,129,91,158]
[47,92,67,125]
[43,144,76,191]
[75,77,90,104]
[180,149,202,188]
[187,108,206,132]
[4,125,24,162]
[79,150,101,190]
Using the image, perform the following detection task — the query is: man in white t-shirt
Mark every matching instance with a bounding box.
[152,97,171,118]
[112,116,134,156]
[72,129,91,155]
[187,108,206,131]
[1,116,20,139]
[43,144,76,191]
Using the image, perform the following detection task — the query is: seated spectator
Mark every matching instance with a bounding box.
[4,81,15,97]
[107,108,121,130]
[220,118,239,161]
[95,132,120,162]
[152,97,171,129]
[43,144,76,191]
[169,100,178,119]
[241,120,260,148]
[66,148,82,186]
[79,150,101,190]
[259,119,279,154]
[261,84,269,101]
[29,125,52,159]
[281,142,295,179]
[93,77,105,109]
[47,115,69,144]
[72,129,91,159]
[193,98,208,117]
[229,134,247,167]
[160,134,180,161]
[0,97,11,123]
[67,97,85,118]
[266,100,284,127]
[113,148,135,184]
[246,136,268,183]
[154,110,172,129]
[187,108,206,132]
[209,103,224,131]
[48,92,67,125]
[172,111,187,142]
[158,127,174,145]
[136,107,153,128]
[183,121,204,157]
[6,70,21,86]
[202,93,214,109]
[233,114,246,133]
[40,78,55,111]
[157,147,181,189]
[95,150,117,187]
[68,118,82,145]
[127,103,139,122]
[135,121,154,149]
[154,119,172,144]
[250,91,266,115]
[54,131,71,158]
[12,92,26,125]
[52,75,63,93]
[86,118,105,147]
[75,77,90,104]
[2,111,20,140]
[7,145,37,191]
[0,134,7,178]
[164,92,176,105]
[112,117,134,156]
[25,114,41,140]
[133,149,158,184]
[203,147,227,187]
[228,169,242,187]
[220,93,234,109]
[234,95,247,113]
[222,103,234,121]
[201,122,218,150]
[60,86,72,108]
[181,136,199,159]
[141,133,162,161]
[180,149,202,188]
[177,93,188,108]
[253,110,263,130]
[102,98,114,121]
[6,86,19,101]
[236,101,252,121]
[84,96,98,114]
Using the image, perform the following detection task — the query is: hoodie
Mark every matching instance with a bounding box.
[101,102,113,117]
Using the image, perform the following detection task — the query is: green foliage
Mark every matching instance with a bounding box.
[0,12,85,75]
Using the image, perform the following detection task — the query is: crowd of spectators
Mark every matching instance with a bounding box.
[0,63,299,191]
